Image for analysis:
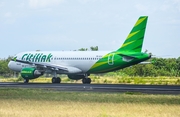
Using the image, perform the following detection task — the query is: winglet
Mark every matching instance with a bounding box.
[117,16,148,52]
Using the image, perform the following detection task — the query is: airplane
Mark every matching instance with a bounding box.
[8,16,151,84]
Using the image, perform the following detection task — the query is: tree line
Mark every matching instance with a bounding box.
[119,57,180,77]
[0,57,14,77]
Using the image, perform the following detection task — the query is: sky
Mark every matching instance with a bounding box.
[0,0,180,58]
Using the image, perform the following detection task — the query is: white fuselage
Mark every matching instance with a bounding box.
[8,51,110,73]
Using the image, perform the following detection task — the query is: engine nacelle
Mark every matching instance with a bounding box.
[68,74,85,80]
[21,67,42,79]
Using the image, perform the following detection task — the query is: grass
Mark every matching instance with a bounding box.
[1,100,179,117]
[0,88,180,117]
[1,76,180,85]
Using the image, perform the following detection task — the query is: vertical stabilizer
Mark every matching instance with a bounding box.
[117,16,148,52]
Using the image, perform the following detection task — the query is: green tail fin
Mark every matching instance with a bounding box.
[117,16,148,52]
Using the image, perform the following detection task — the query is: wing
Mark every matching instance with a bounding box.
[12,59,82,74]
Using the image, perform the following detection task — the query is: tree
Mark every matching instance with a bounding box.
[90,46,98,51]
[78,46,98,51]
[78,48,88,51]
[0,56,14,77]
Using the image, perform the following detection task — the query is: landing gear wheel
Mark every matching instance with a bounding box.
[56,77,61,83]
[82,78,86,84]
[52,77,61,83]
[82,78,91,84]
[24,79,29,83]
[52,77,56,83]
[87,78,91,84]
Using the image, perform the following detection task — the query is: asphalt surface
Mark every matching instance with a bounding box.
[0,82,180,94]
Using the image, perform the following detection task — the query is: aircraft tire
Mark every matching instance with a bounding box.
[56,77,61,83]
[52,77,56,83]
[82,78,86,84]
[87,78,91,84]
[52,77,61,83]
[82,78,91,84]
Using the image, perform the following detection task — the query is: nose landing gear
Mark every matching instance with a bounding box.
[24,79,29,83]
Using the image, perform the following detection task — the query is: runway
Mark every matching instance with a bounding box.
[0,82,180,94]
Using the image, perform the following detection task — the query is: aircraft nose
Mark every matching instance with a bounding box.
[8,61,21,72]
[8,61,12,69]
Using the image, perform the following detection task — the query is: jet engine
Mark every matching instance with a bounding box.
[21,67,43,79]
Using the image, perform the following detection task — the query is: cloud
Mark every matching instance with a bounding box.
[3,10,26,24]
[77,0,103,4]
[168,19,180,24]
[28,0,64,9]
[134,3,157,14]
[0,2,5,7]
[17,2,25,8]
[173,0,180,12]
[159,0,180,12]
[135,3,148,12]
[4,12,12,18]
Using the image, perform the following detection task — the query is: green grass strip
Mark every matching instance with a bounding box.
[0,88,180,105]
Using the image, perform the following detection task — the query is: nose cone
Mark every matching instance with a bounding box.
[8,61,18,71]
[8,61,13,70]
[8,61,21,72]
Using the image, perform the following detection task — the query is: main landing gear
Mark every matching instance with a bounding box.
[52,77,61,83]
[82,78,91,84]
[82,74,91,84]
[51,71,61,83]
